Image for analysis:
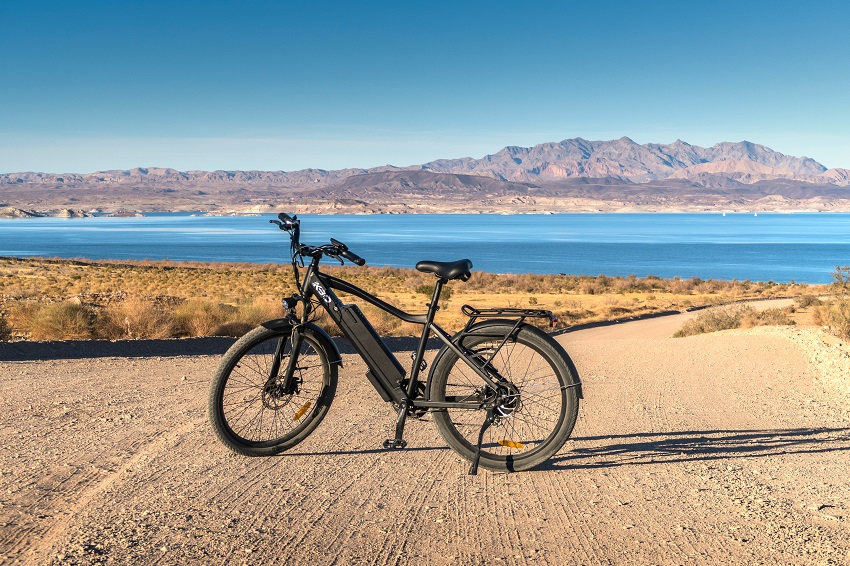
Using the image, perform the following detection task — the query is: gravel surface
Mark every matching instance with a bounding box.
[2,314,849,565]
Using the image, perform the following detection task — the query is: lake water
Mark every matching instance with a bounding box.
[1,213,848,283]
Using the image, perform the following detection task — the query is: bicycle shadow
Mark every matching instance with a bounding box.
[541,427,850,471]
[270,427,850,469]
[281,445,450,458]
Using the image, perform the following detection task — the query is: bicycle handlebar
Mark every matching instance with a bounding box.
[330,238,366,266]
[271,214,366,267]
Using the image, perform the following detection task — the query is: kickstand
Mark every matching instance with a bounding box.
[469,407,496,475]
[383,400,409,450]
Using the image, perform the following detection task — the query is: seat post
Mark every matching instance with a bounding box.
[427,278,446,319]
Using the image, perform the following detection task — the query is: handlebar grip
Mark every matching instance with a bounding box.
[341,249,366,266]
[330,238,366,266]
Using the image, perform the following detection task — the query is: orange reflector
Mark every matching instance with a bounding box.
[293,402,312,421]
[498,439,525,449]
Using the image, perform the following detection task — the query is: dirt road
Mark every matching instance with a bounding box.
[2,311,849,564]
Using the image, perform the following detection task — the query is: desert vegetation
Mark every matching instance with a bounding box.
[672,304,797,338]
[809,266,850,340]
[0,256,826,341]
[672,266,850,339]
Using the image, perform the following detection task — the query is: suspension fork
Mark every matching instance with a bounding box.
[274,262,318,393]
[274,326,304,394]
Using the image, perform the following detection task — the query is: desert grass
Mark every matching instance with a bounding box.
[0,310,9,340]
[100,296,174,339]
[0,256,826,341]
[12,301,95,341]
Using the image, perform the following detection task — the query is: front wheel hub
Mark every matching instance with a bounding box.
[262,380,297,410]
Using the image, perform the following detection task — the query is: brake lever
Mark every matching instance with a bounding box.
[270,220,285,229]
[322,248,344,265]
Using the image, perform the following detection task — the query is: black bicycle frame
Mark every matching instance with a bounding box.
[293,256,509,411]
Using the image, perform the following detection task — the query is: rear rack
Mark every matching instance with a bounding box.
[461,304,557,326]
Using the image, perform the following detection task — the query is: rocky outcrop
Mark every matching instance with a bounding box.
[0,207,45,218]
[54,209,90,218]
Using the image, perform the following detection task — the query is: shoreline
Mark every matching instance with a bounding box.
[5,203,850,218]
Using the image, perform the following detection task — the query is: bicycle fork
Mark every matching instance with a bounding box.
[270,327,303,395]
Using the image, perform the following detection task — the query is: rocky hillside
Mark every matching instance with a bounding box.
[2,138,849,213]
[418,138,838,184]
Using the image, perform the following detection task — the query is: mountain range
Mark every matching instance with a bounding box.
[2,137,849,214]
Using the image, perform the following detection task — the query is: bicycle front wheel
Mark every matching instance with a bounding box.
[208,325,337,456]
[430,323,580,472]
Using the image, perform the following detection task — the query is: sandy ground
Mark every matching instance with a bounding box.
[2,307,850,565]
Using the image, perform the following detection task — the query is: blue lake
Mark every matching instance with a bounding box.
[1,213,849,283]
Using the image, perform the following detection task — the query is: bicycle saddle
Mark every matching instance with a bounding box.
[415,259,473,281]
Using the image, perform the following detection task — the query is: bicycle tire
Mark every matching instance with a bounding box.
[208,325,337,456]
[430,323,579,472]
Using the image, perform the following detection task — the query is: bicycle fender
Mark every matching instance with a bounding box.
[259,319,343,367]
[426,319,582,398]
[426,319,521,392]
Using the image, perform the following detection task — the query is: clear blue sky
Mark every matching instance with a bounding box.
[1,0,848,173]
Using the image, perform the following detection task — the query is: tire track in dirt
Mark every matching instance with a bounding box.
[541,472,606,563]
[369,445,453,565]
[29,417,206,564]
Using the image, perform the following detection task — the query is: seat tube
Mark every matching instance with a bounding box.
[407,278,445,394]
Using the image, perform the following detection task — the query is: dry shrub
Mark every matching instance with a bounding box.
[674,305,754,337]
[6,301,38,334]
[0,312,10,341]
[367,306,404,336]
[812,304,828,327]
[828,299,850,340]
[814,298,850,340]
[741,307,795,328]
[20,301,95,340]
[99,296,174,339]
[675,304,794,337]
[824,266,850,340]
[172,300,234,337]
[414,284,453,304]
[795,295,822,308]
[236,297,286,326]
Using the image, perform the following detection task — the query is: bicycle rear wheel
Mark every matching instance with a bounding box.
[430,323,579,472]
[208,325,337,456]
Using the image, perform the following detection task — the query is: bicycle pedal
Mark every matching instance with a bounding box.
[382,439,407,450]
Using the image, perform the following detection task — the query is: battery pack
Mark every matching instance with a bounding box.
[337,304,406,399]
